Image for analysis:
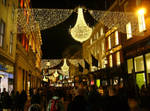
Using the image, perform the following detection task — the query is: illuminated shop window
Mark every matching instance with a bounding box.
[146,53,150,84]
[108,36,111,49]
[138,14,146,32]
[115,31,119,45]
[116,51,120,66]
[134,55,144,72]
[126,22,132,39]
[127,59,133,74]
[109,55,113,67]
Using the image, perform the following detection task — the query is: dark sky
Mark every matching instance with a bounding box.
[31,0,105,59]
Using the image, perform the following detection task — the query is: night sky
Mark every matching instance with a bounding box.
[31,0,105,59]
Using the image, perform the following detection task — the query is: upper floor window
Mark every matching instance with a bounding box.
[0,20,5,48]
[100,28,104,36]
[136,0,142,6]
[12,5,15,22]
[138,13,146,32]
[116,51,120,66]
[115,31,119,45]
[108,36,111,49]
[109,55,113,67]
[2,0,6,6]
[126,22,132,39]
[9,32,13,54]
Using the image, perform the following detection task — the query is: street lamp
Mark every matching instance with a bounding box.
[137,8,146,15]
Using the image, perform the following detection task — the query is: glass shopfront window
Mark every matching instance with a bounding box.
[146,53,150,84]
[134,55,144,72]
[136,73,146,89]
[127,59,133,73]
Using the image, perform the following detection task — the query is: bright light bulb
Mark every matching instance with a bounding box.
[138,8,146,15]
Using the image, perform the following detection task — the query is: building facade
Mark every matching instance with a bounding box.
[14,0,42,93]
[0,0,18,93]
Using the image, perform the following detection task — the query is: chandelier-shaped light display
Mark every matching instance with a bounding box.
[61,59,69,74]
[43,76,48,82]
[53,70,59,78]
[70,8,92,42]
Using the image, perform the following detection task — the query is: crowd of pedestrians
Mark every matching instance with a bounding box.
[1,83,150,111]
[0,88,27,111]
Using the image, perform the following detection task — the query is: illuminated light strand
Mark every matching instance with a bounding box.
[70,8,92,42]
[41,59,62,69]
[68,59,85,68]
[89,10,141,35]
[17,8,73,33]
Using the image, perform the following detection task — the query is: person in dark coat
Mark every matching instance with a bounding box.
[19,90,27,111]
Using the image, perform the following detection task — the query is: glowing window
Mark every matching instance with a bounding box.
[108,36,111,49]
[109,55,113,67]
[134,55,144,72]
[115,31,119,45]
[116,52,120,66]
[126,22,132,39]
[138,14,146,32]
[127,59,133,74]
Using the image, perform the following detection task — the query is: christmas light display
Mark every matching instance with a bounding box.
[89,10,140,35]
[70,7,92,42]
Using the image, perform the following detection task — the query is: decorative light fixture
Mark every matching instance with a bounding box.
[53,70,59,78]
[61,58,69,73]
[70,7,92,42]
[43,76,48,82]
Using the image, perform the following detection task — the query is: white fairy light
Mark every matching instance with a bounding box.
[68,59,84,67]
[89,10,140,35]
[41,59,62,69]
[70,8,92,42]
[17,8,73,33]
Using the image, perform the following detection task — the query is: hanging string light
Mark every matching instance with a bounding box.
[16,8,141,35]
[88,10,140,35]
[41,59,62,69]
[17,8,73,33]
[70,7,92,42]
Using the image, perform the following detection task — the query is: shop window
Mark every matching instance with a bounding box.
[108,36,111,49]
[138,14,146,32]
[109,55,113,67]
[116,51,120,66]
[145,53,150,84]
[115,31,119,45]
[136,73,146,89]
[134,55,144,72]
[9,32,13,55]
[126,22,132,39]
[127,59,133,74]
[0,20,5,48]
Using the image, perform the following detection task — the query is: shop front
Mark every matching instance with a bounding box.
[125,37,150,89]
[0,63,14,94]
